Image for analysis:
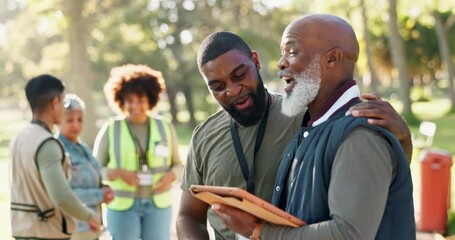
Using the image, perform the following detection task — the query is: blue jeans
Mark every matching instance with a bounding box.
[107,198,172,240]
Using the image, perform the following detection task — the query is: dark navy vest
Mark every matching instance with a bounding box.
[272,107,415,239]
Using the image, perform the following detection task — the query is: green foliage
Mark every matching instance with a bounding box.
[0,117,27,161]
[448,210,455,236]
[410,86,432,102]
[403,17,441,75]
[1,0,455,122]
[431,113,455,154]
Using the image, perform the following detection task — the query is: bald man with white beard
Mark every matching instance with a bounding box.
[211,14,415,240]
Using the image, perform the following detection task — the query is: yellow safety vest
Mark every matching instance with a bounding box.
[106,117,173,210]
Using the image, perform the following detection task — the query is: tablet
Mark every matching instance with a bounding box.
[189,185,305,227]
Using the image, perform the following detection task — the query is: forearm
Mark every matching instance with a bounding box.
[105,168,123,181]
[71,188,104,206]
[261,219,354,240]
[177,191,211,240]
[39,158,93,221]
[176,214,210,240]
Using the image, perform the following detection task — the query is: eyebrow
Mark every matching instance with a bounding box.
[207,63,247,85]
[282,38,297,47]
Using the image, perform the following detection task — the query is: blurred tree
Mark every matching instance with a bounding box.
[1,0,68,110]
[432,10,455,110]
[63,0,99,144]
[6,0,455,130]
[131,0,302,125]
[360,0,379,93]
[386,0,417,123]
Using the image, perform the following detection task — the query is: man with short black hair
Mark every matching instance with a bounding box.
[177,31,413,240]
[9,74,101,239]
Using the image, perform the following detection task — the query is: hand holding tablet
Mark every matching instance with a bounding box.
[189,185,305,227]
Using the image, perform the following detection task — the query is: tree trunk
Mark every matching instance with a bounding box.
[432,11,455,110]
[64,0,98,146]
[168,5,197,126]
[387,0,415,121]
[181,84,197,127]
[360,0,378,93]
[166,87,179,124]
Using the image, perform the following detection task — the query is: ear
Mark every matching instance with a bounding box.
[50,96,60,110]
[251,50,261,70]
[325,48,342,68]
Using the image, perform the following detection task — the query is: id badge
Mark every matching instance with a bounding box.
[155,144,168,158]
[138,172,152,186]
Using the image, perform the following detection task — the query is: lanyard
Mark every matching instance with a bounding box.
[230,93,271,194]
[126,118,150,167]
[31,119,52,133]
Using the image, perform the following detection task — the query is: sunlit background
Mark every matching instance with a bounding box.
[1,0,455,239]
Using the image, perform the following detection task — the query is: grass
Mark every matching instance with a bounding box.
[409,98,455,155]
[0,119,27,161]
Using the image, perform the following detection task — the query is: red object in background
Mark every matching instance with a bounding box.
[418,149,453,233]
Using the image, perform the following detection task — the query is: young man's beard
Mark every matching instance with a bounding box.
[223,70,267,127]
[281,56,321,117]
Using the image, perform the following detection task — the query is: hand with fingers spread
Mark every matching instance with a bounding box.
[345,92,413,162]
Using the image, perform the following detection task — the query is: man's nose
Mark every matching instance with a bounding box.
[226,83,241,97]
[277,55,288,70]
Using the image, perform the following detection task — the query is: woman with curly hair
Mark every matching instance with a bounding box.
[93,64,182,240]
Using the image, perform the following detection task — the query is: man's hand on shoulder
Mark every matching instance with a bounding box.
[346,92,412,162]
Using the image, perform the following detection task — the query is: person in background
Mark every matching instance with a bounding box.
[176,31,413,240]
[211,14,415,239]
[9,74,101,240]
[57,93,115,240]
[93,64,183,240]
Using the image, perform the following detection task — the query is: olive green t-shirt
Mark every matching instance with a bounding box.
[38,140,93,221]
[181,93,303,239]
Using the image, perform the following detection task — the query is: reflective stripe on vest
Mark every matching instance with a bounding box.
[10,202,55,221]
[114,120,122,168]
[107,117,173,210]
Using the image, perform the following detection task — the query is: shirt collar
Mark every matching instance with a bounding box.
[306,80,360,127]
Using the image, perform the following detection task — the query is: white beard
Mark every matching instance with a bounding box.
[282,56,322,117]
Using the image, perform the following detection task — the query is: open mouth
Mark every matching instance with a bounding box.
[232,94,252,111]
[280,75,296,94]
